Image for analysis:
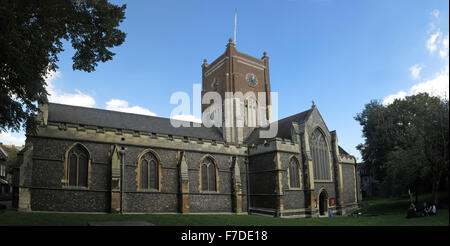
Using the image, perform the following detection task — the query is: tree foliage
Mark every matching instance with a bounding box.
[5,148,18,175]
[0,0,126,134]
[355,93,449,204]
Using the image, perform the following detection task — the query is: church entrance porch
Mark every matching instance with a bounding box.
[318,190,328,216]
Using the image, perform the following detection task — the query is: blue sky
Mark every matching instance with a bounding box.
[2,0,449,161]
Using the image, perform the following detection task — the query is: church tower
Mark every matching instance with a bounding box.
[201,39,272,144]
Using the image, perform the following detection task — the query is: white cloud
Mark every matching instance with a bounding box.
[105,99,157,116]
[383,65,449,105]
[426,30,441,53]
[386,10,449,106]
[382,91,407,106]
[431,9,440,19]
[0,131,26,147]
[440,34,449,59]
[410,65,449,99]
[409,64,423,80]
[44,71,157,117]
[170,114,202,123]
[45,71,96,108]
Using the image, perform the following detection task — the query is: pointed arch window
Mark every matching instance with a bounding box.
[64,144,90,187]
[138,151,159,190]
[244,97,258,127]
[200,157,217,192]
[310,128,331,180]
[288,157,301,188]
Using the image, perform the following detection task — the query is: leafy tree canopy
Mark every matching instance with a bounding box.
[5,148,18,175]
[355,93,449,204]
[0,0,126,134]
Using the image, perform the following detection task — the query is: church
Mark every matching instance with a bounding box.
[12,39,361,217]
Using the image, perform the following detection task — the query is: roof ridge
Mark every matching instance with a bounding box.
[276,108,312,124]
[48,102,202,127]
[47,103,223,141]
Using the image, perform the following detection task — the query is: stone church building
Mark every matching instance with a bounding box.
[13,39,361,217]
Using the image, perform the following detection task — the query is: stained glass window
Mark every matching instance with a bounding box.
[289,158,300,188]
[310,129,331,180]
[139,152,159,190]
[201,157,217,192]
[67,144,89,187]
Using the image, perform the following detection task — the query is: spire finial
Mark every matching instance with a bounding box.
[312,100,315,108]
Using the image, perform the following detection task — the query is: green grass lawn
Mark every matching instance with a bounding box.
[0,194,448,226]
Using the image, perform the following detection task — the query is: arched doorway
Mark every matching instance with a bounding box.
[318,190,328,216]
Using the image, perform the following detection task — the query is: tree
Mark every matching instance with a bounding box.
[355,93,449,205]
[355,100,394,187]
[5,148,18,175]
[0,0,126,134]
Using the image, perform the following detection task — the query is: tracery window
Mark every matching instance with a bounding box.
[245,97,258,127]
[138,151,159,190]
[310,128,331,180]
[288,157,301,188]
[200,157,217,192]
[65,144,89,187]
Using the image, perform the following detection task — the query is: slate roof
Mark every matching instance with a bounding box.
[275,109,313,139]
[338,146,350,156]
[47,103,224,141]
[245,108,313,144]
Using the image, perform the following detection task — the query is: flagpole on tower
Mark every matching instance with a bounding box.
[234,8,237,45]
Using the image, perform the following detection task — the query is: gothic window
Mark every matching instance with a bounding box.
[200,157,217,192]
[310,128,331,180]
[245,97,258,127]
[138,151,159,190]
[289,157,301,188]
[65,144,89,187]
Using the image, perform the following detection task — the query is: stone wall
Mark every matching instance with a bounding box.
[314,182,337,204]
[279,152,305,211]
[24,136,248,213]
[248,152,278,210]
[342,164,356,205]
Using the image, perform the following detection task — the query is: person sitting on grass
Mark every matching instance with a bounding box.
[421,202,429,216]
[428,203,436,216]
[406,202,417,219]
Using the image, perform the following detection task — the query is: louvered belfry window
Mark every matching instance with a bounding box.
[67,144,89,187]
[289,158,300,188]
[140,152,159,190]
[310,129,331,180]
[201,157,216,192]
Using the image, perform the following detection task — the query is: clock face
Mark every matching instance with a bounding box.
[211,77,219,90]
[246,73,257,87]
